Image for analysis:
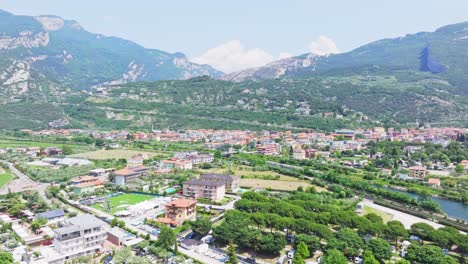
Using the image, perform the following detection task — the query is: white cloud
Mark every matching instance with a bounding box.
[309,35,339,56]
[191,40,274,73]
[278,52,293,59]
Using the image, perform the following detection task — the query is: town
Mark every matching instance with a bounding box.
[0,126,466,264]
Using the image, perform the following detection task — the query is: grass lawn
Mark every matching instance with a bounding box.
[362,205,394,223]
[70,149,161,160]
[240,178,326,192]
[0,173,13,188]
[91,193,155,214]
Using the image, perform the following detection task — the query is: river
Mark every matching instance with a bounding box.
[387,187,468,221]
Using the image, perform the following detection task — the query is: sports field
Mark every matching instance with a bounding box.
[91,193,155,214]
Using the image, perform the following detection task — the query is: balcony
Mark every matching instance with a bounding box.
[56,232,81,241]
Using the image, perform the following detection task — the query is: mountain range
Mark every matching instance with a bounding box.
[224,22,468,95]
[0,9,221,99]
[0,9,467,130]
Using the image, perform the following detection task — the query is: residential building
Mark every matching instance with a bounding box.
[408,166,427,178]
[128,154,145,168]
[427,178,441,188]
[305,148,318,159]
[72,181,104,194]
[381,168,392,176]
[52,215,107,262]
[257,143,281,155]
[107,227,137,246]
[42,147,63,156]
[174,151,199,159]
[71,176,104,194]
[89,168,115,180]
[188,154,215,164]
[114,166,149,186]
[199,173,240,192]
[183,178,225,201]
[157,198,197,226]
[161,158,193,170]
[292,145,306,160]
[460,160,468,169]
[70,176,99,185]
[35,210,65,224]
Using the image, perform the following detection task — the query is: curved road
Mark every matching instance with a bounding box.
[0,161,49,200]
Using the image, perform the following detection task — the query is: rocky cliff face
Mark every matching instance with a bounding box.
[0,10,223,96]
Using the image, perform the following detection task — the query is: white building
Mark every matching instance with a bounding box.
[28,214,107,264]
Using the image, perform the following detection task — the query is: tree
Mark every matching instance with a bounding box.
[31,218,47,232]
[366,238,392,262]
[321,248,347,264]
[429,229,455,249]
[386,220,408,247]
[292,254,305,264]
[454,234,468,258]
[405,244,458,264]
[328,228,363,257]
[112,247,132,264]
[226,243,238,264]
[362,251,379,264]
[191,218,212,236]
[0,250,13,263]
[111,218,118,227]
[410,222,434,241]
[455,164,464,174]
[8,198,25,217]
[256,232,286,255]
[158,225,176,251]
[296,241,310,259]
[364,213,384,224]
[138,240,149,249]
[294,234,320,254]
[62,145,73,155]
[396,260,410,264]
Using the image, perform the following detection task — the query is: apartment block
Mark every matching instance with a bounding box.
[157,198,197,226]
[183,178,225,201]
[53,215,106,261]
[199,173,240,192]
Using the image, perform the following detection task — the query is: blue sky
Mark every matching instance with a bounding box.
[1,0,468,72]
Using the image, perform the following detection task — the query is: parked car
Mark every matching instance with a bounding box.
[104,256,113,264]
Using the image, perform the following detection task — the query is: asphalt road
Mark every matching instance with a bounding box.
[0,161,49,200]
[361,198,444,229]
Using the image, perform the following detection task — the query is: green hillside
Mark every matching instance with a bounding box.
[59,73,467,131]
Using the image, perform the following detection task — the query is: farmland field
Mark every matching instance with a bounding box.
[91,193,156,214]
[70,149,160,160]
[201,166,293,180]
[0,139,92,153]
[240,178,326,192]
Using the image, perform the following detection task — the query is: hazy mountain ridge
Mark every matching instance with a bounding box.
[222,21,468,96]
